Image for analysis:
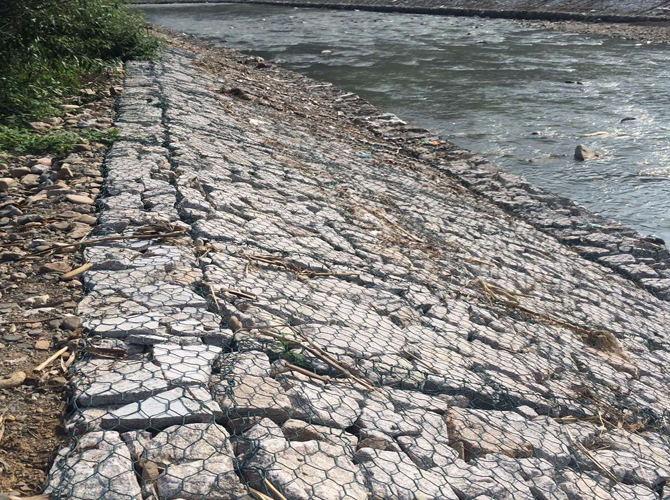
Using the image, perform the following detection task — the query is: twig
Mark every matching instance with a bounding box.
[35,347,69,371]
[0,413,6,444]
[306,272,359,278]
[283,362,330,383]
[471,278,624,356]
[86,346,125,359]
[264,479,288,500]
[22,229,186,259]
[249,488,274,500]
[372,211,422,243]
[292,328,377,391]
[566,429,619,483]
[251,326,375,391]
[217,288,257,300]
[402,350,442,374]
[61,262,93,280]
[207,283,221,314]
[240,253,357,280]
[0,316,62,326]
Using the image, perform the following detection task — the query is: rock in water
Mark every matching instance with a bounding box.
[574,144,599,161]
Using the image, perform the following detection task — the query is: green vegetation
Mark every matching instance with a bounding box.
[0,125,119,155]
[0,0,157,153]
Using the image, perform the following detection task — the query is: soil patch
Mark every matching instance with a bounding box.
[0,73,121,496]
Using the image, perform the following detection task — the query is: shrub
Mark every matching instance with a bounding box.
[0,0,158,123]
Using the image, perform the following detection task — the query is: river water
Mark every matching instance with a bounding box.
[141,3,670,242]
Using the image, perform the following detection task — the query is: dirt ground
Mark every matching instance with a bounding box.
[0,72,121,496]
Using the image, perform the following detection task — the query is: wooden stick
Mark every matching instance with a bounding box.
[0,316,62,326]
[249,488,274,500]
[373,211,422,243]
[61,262,93,280]
[23,230,186,259]
[304,271,359,278]
[402,350,442,374]
[264,479,288,500]
[0,414,6,443]
[218,288,257,300]
[294,329,376,391]
[253,327,375,391]
[207,283,221,314]
[7,495,50,500]
[35,347,69,372]
[566,429,619,483]
[284,362,330,382]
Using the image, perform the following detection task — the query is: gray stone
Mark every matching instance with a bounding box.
[447,409,595,466]
[528,476,570,500]
[73,359,169,406]
[558,470,657,499]
[144,423,234,464]
[212,373,292,422]
[156,457,246,500]
[245,440,369,500]
[282,380,361,429]
[103,386,221,430]
[444,459,535,499]
[282,419,358,449]
[355,403,421,437]
[120,430,152,462]
[584,449,670,489]
[236,417,286,455]
[397,435,459,469]
[153,342,221,385]
[576,143,598,161]
[358,429,402,452]
[46,431,142,500]
[355,448,459,500]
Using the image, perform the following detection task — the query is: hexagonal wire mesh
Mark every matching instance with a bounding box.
[44,52,670,500]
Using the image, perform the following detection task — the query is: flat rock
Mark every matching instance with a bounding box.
[102,386,221,430]
[528,476,569,500]
[156,457,246,500]
[447,409,595,466]
[144,422,234,464]
[558,470,657,499]
[584,449,670,489]
[212,373,292,422]
[236,417,287,455]
[73,359,169,406]
[46,431,142,499]
[285,381,361,429]
[397,435,459,469]
[153,343,221,385]
[282,418,358,449]
[40,261,71,274]
[355,448,459,500]
[67,194,95,205]
[356,403,421,437]
[245,439,369,500]
[120,430,152,461]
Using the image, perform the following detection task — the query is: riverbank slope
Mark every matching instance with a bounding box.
[131,0,670,22]
[43,32,670,500]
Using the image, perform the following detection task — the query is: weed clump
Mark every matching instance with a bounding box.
[0,0,158,152]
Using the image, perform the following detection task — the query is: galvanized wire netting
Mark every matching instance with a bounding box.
[44,52,670,500]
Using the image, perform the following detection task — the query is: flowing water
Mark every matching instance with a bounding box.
[141,3,670,241]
